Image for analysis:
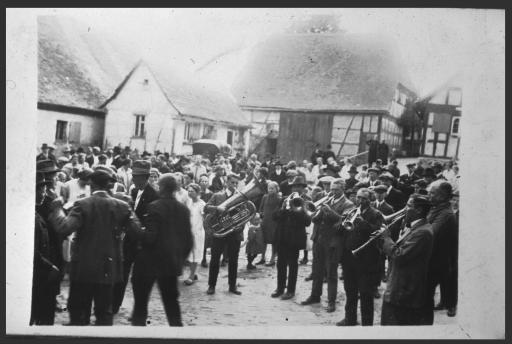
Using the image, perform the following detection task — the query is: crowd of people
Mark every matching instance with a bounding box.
[31,142,460,327]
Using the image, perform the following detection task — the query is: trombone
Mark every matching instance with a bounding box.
[351,207,407,256]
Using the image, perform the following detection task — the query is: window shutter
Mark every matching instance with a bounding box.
[432,113,452,133]
[68,121,81,143]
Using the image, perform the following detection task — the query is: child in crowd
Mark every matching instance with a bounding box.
[244,213,264,270]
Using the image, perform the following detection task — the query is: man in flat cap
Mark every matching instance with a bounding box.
[113,160,159,314]
[379,172,406,212]
[279,169,298,197]
[376,194,434,325]
[364,167,382,188]
[48,168,141,325]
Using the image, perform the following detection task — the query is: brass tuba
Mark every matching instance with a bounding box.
[204,177,267,238]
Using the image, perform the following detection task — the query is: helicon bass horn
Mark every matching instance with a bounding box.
[204,177,267,238]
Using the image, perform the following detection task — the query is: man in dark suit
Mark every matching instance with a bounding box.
[112,160,159,314]
[205,173,245,295]
[271,176,312,300]
[31,173,60,325]
[377,194,434,325]
[279,170,298,197]
[131,174,193,326]
[48,168,141,325]
[366,138,379,167]
[344,166,359,190]
[310,143,323,165]
[36,143,58,165]
[322,144,336,163]
[363,168,382,188]
[379,172,406,212]
[398,163,420,197]
[426,181,458,321]
[336,188,383,326]
[378,140,389,165]
[209,165,225,193]
[301,179,354,312]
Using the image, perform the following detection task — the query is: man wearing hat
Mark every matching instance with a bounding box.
[112,160,159,314]
[425,180,458,321]
[398,163,420,197]
[379,172,406,212]
[301,178,355,312]
[204,173,245,295]
[279,169,298,197]
[363,167,381,188]
[37,143,58,165]
[271,176,312,300]
[413,179,429,196]
[376,194,434,325]
[422,167,437,187]
[345,166,359,190]
[378,140,389,165]
[47,167,141,325]
[31,173,60,325]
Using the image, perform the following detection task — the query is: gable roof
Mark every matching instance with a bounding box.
[38,16,138,110]
[232,33,415,112]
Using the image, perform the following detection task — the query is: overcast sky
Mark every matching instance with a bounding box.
[41,8,504,97]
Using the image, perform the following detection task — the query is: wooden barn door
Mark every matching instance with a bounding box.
[277,112,333,163]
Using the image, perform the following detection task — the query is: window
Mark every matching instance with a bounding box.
[134,114,146,137]
[203,124,216,139]
[451,117,460,135]
[55,120,68,141]
[68,121,81,143]
[227,130,233,145]
[184,122,201,142]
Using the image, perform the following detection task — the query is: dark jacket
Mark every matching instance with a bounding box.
[273,194,312,250]
[49,191,141,284]
[312,195,354,248]
[345,177,359,190]
[372,200,395,216]
[322,150,336,163]
[36,153,58,165]
[137,197,193,277]
[311,149,324,165]
[204,189,244,241]
[380,219,433,308]
[209,175,224,193]
[427,202,458,276]
[279,180,293,197]
[33,213,59,295]
[341,206,383,274]
[385,187,406,212]
[269,170,287,185]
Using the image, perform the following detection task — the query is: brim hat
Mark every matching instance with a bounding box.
[92,146,101,152]
[285,170,298,177]
[150,168,160,176]
[348,166,358,174]
[422,168,437,178]
[373,184,388,193]
[406,163,416,168]
[132,160,151,176]
[58,156,69,163]
[413,178,428,188]
[318,175,335,184]
[367,167,380,174]
[290,176,307,187]
[77,168,93,181]
[378,172,395,181]
[93,166,117,182]
[36,172,53,186]
[40,143,49,150]
[411,194,432,207]
[36,159,60,173]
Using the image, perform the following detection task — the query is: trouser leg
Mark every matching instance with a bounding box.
[92,284,114,326]
[276,244,287,292]
[358,272,375,326]
[208,237,224,288]
[112,254,133,313]
[131,266,156,326]
[310,242,324,298]
[287,248,300,293]
[68,281,93,325]
[227,236,241,289]
[31,284,56,325]
[158,275,182,326]
[342,263,358,325]
[326,247,339,303]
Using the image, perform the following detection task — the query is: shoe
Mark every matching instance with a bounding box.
[299,258,308,265]
[434,302,445,310]
[301,296,320,305]
[447,307,457,317]
[326,302,336,313]
[335,318,357,326]
[247,264,256,270]
[271,289,284,298]
[265,261,275,267]
[194,274,198,280]
[305,274,313,281]
[229,288,242,295]
[206,286,215,295]
[255,259,266,265]
[201,260,208,268]
[374,289,381,299]
[184,278,194,286]
[280,292,295,300]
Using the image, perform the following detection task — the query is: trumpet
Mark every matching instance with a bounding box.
[338,207,361,231]
[351,206,407,256]
[306,192,334,218]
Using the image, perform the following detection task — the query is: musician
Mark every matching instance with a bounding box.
[279,169,298,197]
[271,176,312,300]
[378,172,406,212]
[131,174,193,326]
[112,160,158,314]
[205,173,244,295]
[425,180,458,321]
[336,188,383,326]
[48,168,141,325]
[301,179,354,312]
[376,194,434,325]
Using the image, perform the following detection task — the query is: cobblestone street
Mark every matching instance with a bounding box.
[55,252,456,327]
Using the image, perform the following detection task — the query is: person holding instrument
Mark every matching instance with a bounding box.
[301,179,354,313]
[336,188,383,326]
[375,194,434,325]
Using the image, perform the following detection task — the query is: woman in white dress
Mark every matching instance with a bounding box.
[184,183,205,285]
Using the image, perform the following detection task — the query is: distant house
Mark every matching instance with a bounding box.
[233,33,417,163]
[37,16,250,157]
[100,61,251,155]
[414,81,462,160]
